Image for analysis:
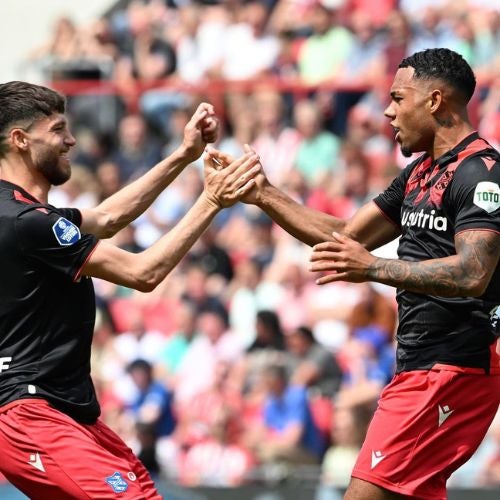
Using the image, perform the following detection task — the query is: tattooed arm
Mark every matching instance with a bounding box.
[310,230,500,297]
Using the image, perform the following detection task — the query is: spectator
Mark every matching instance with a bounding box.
[174,309,244,403]
[316,403,374,500]
[124,359,176,474]
[251,89,301,187]
[155,299,199,383]
[246,364,324,465]
[293,98,342,186]
[286,326,343,398]
[220,1,280,80]
[297,2,354,85]
[110,113,163,182]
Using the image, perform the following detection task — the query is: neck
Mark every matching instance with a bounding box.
[0,157,50,203]
[430,119,474,161]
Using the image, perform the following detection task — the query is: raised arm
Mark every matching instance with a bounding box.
[80,151,260,291]
[80,103,218,239]
[310,230,500,297]
[207,147,400,250]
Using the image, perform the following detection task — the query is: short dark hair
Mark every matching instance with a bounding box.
[0,81,66,157]
[399,48,476,103]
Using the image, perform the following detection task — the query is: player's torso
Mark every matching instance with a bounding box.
[0,185,98,421]
[395,138,500,373]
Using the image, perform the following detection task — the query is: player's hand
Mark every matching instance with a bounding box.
[203,148,261,209]
[309,232,376,284]
[205,144,269,205]
[181,103,219,162]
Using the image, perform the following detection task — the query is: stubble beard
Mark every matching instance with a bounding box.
[401,145,413,158]
[35,149,71,186]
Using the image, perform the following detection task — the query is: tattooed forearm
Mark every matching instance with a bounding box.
[367,258,468,296]
[366,231,500,297]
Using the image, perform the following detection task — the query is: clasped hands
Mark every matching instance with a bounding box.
[202,144,265,209]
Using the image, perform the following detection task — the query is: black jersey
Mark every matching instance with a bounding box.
[0,180,100,423]
[374,133,500,374]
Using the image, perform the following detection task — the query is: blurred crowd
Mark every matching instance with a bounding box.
[24,0,500,494]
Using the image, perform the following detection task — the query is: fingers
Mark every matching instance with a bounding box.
[309,259,342,273]
[205,147,234,169]
[190,102,215,127]
[222,151,260,176]
[243,143,256,154]
[315,272,347,286]
[234,165,261,190]
[310,246,342,261]
[201,116,219,144]
[235,178,256,197]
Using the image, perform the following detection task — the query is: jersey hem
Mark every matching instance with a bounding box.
[351,469,445,500]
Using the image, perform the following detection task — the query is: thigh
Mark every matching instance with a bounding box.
[344,477,406,500]
[0,400,161,499]
[351,371,500,500]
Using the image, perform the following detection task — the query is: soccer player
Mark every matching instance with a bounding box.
[0,81,259,498]
[209,48,500,499]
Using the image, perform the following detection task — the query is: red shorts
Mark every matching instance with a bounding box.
[352,366,500,500]
[0,399,162,499]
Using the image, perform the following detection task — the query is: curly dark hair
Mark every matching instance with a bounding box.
[0,81,66,158]
[399,48,476,104]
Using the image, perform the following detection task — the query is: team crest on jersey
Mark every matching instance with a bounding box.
[105,471,128,493]
[52,217,81,246]
[473,182,500,213]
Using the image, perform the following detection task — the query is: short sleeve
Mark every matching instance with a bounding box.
[15,206,98,280]
[446,154,500,234]
[373,165,413,227]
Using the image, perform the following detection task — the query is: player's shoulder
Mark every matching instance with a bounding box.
[16,205,81,244]
[454,145,499,183]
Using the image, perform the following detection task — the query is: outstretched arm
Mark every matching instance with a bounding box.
[310,230,500,297]
[80,103,218,239]
[206,147,400,250]
[81,151,260,291]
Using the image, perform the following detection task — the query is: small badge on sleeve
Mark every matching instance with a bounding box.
[473,182,500,213]
[105,471,128,493]
[52,217,81,246]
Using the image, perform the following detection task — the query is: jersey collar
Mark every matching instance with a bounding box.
[0,179,43,204]
[434,131,480,167]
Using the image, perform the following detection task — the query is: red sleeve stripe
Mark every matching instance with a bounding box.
[73,241,100,282]
[373,201,400,229]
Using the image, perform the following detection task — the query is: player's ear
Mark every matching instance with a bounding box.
[428,89,443,115]
[10,128,29,151]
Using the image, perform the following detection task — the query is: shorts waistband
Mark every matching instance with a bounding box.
[431,363,487,375]
[0,398,49,414]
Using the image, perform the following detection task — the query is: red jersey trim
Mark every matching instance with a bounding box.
[14,189,49,213]
[454,228,500,237]
[73,240,100,282]
[372,200,400,229]
[12,188,43,204]
[13,190,35,204]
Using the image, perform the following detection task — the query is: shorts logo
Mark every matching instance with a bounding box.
[105,472,128,493]
[52,217,81,246]
[438,404,454,427]
[473,182,500,213]
[371,450,386,469]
